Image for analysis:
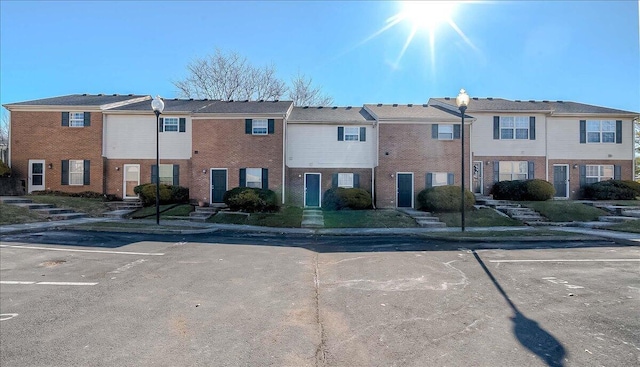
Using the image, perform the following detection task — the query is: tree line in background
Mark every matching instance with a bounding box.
[173,49,333,107]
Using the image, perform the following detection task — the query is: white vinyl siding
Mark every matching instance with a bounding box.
[246,168,262,188]
[438,125,453,140]
[69,160,84,185]
[163,117,179,132]
[499,161,528,181]
[69,112,85,127]
[585,165,614,184]
[587,120,616,143]
[500,116,529,140]
[252,119,268,135]
[338,173,354,188]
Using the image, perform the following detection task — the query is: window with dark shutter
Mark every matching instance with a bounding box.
[179,118,186,132]
[493,116,500,139]
[245,119,252,134]
[84,112,91,127]
[337,127,344,141]
[262,168,269,189]
[579,120,586,143]
[61,160,69,185]
[239,168,247,187]
[268,119,275,134]
[83,160,90,185]
[62,112,70,127]
[173,165,180,185]
[359,127,366,141]
[529,117,535,140]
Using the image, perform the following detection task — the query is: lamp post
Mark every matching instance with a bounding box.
[151,95,165,225]
[456,89,469,232]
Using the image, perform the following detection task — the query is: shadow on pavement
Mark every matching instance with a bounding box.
[473,250,567,367]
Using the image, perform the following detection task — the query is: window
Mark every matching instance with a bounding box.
[438,125,453,140]
[344,127,359,141]
[159,164,174,185]
[585,165,613,184]
[246,168,262,188]
[587,120,616,143]
[69,112,85,127]
[432,172,449,187]
[499,161,528,181]
[163,118,179,132]
[69,160,84,185]
[500,117,529,139]
[252,119,268,135]
[338,173,354,188]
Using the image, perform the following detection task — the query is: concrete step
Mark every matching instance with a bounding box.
[195,207,218,213]
[103,209,137,219]
[0,197,32,204]
[416,220,446,228]
[512,215,545,221]
[598,216,640,223]
[301,221,324,229]
[414,216,440,222]
[33,207,74,215]
[621,210,640,218]
[48,212,88,221]
[106,200,143,210]
[13,203,55,210]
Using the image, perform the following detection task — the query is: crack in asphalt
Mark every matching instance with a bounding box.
[313,253,327,366]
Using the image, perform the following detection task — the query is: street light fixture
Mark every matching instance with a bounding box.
[151,95,165,225]
[456,89,469,232]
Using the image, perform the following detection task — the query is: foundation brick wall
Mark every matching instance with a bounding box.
[10,111,104,193]
[472,155,546,195]
[190,118,284,203]
[376,123,470,208]
[548,159,633,199]
[286,167,373,207]
[104,159,191,199]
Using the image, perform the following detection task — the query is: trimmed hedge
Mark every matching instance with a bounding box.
[322,188,372,210]
[417,185,475,212]
[30,190,119,201]
[223,187,279,212]
[491,179,555,201]
[0,161,10,177]
[133,184,189,206]
[582,180,640,200]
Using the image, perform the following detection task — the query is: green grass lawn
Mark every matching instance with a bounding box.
[0,203,43,224]
[130,204,194,219]
[419,229,581,239]
[522,201,609,222]
[435,208,522,227]
[322,209,418,228]
[27,195,110,217]
[607,220,640,233]
[209,206,303,228]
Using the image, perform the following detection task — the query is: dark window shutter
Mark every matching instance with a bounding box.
[529,116,535,140]
[353,173,360,188]
[359,127,366,141]
[493,161,500,183]
[179,118,186,132]
[616,120,622,144]
[262,168,268,189]
[61,160,69,185]
[580,120,586,144]
[84,112,91,127]
[493,116,500,139]
[454,124,461,139]
[173,165,180,185]
[426,173,433,188]
[159,118,164,133]
[447,173,454,185]
[579,165,586,187]
[151,165,158,184]
[528,161,534,179]
[338,127,344,141]
[614,165,621,180]
[239,168,246,187]
[245,119,252,134]
[432,124,438,139]
[268,119,275,134]
[332,173,338,188]
[62,112,69,127]
[83,160,90,185]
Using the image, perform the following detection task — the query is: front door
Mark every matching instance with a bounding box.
[304,173,321,207]
[28,159,45,193]
[553,165,568,198]
[123,164,140,199]
[211,169,227,203]
[472,161,483,194]
[397,173,413,208]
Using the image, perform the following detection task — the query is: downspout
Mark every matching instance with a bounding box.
[102,113,107,195]
[281,112,287,205]
[7,110,11,168]
[544,114,549,183]
[372,119,379,209]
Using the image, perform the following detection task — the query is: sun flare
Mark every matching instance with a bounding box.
[398,1,457,31]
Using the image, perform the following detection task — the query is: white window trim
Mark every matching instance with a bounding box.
[586,120,616,144]
[344,127,360,141]
[69,112,85,127]
[163,117,179,132]
[69,160,84,186]
[498,161,528,181]
[500,116,529,140]
[337,173,354,188]
[252,119,268,135]
[437,125,453,140]
[432,172,448,187]
[246,168,262,188]
[585,165,614,183]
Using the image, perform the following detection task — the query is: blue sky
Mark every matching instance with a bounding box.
[1,0,639,115]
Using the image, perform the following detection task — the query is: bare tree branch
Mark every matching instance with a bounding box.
[288,73,333,106]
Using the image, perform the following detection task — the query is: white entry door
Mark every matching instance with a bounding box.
[28,159,45,193]
[123,164,140,199]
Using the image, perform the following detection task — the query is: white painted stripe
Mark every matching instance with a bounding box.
[490,259,640,263]
[1,281,97,286]
[0,244,164,256]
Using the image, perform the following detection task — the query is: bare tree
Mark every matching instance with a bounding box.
[288,73,334,107]
[0,112,8,144]
[173,49,287,101]
[173,49,333,105]
[635,118,639,181]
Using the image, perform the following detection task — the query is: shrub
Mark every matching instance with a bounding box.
[491,179,555,201]
[134,184,172,206]
[322,188,372,210]
[29,190,119,201]
[170,185,190,203]
[223,187,279,212]
[417,185,475,212]
[582,180,639,200]
[0,161,11,177]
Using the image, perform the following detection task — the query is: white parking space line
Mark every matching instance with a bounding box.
[0,244,164,256]
[1,281,98,286]
[489,259,640,263]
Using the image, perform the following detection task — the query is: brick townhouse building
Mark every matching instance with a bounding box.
[3,93,637,207]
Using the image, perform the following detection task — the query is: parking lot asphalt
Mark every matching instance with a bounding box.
[1,233,639,366]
